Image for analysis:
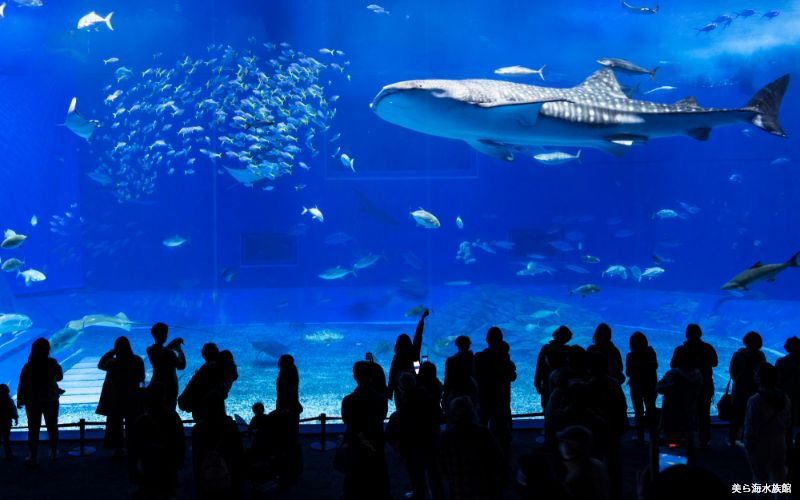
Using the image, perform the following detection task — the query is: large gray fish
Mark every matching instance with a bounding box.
[370,68,788,159]
[721,252,799,290]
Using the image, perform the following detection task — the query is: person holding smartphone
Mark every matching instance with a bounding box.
[387,309,429,402]
[146,322,186,410]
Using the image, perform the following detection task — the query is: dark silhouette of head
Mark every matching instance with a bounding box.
[454,335,471,352]
[743,331,763,350]
[553,325,573,344]
[593,323,612,344]
[394,334,413,355]
[785,336,800,356]
[486,326,503,347]
[685,323,702,341]
[29,337,50,362]
[219,350,235,366]
[201,342,219,362]
[0,383,9,397]
[151,322,169,345]
[557,425,593,461]
[419,361,437,380]
[353,360,371,387]
[756,362,778,389]
[252,402,265,416]
[629,331,648,352]
[447,396,477,429]
[114,336,133,358]
[644,464,728,500]
[672,346,692,370]
[278,354,295,370]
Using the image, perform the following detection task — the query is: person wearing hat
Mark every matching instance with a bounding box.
[557,425,611,500]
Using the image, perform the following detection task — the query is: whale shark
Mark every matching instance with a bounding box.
[371,68,788,159]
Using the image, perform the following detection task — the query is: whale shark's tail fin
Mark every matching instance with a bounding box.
[746,74,789,138]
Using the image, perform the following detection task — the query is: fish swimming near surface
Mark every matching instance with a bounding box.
[494,65,546,80]
[597,58,659,80]
[721,252,799,290]
[533,150,581,165]
[319,266,354,280]
[64,97,100,141]
[77,11,114,31]
[620,1,659,15]
[371,68,789,159]
[0,313,32,334]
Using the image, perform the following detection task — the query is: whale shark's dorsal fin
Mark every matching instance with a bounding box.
[750,261,763,268]
[576,69,628,99]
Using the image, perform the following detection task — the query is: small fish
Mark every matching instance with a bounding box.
[18,268,46,286]
[302,206,324,223]
[602,265,628,279]
[533,150,581,165]
[340,153,356,173]
[644,85,677,94]
[711,14,734,27]
[641,267,665,279]
[1,229,26,249]
[581,255,601,264]
[77,11,114,31]
[570,284,600,297]
[366,4,390,15]
[456,216,464,229]
[163,235,189,248]
[770,157,790,166]
[1,258,24,272]
[762,10,780,19]
[597,58,658,79]
[353,253,382,270]
[620,1,659,15]
[729,173,743,183]
[104,90,123,103]
[695,23,717,34]
[493,65,546,80]
[318,266,354,280]
[30,215,38,227]
[653,209,682,219]
[410,208,440,229]
[678,201,700,214]
[103,57,120,65]
[565,264,590,274]
[735,9,756,18]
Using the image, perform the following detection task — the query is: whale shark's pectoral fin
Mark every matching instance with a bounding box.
[686,127,712,141]
[597,134,649,156]
[467,140,515,161]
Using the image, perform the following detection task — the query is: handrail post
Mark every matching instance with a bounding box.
[320,413,327,451]
[79,419,86,457]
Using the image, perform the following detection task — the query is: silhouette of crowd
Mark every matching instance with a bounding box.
[3,313,800,499]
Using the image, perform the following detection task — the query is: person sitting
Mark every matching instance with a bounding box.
[556,425,611,500]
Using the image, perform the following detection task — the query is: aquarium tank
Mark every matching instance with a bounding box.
[0,0,797,426]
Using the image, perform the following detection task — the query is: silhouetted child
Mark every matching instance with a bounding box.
[0,384,18,459]
[249,402,269,435]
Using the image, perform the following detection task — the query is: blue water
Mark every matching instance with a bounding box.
[0,0,798,424]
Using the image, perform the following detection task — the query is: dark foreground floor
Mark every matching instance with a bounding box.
[0,424,753,500]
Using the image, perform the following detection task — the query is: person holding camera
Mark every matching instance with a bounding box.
[146,322,186,410]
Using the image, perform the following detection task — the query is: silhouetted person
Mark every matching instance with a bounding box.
[417,361,444,414]
[192,391,246,499]
[146,322,185,410]
[96,336,145,470]
[534,325,572,411]
[776,336,800,433]
[474,326,517,460]
[0,383,18,459]
[16,337,63,466]
[388,309,428,401]
[516,450,569,500]
[626,331,658,443]
[443,335,477,411]
[275,354,303,484]
[657,347,702,449]
[395,371,445,500]
[439,396,504,500]
[341,360,390,500]
[179,342,220,421]
[587,323,625,384]
[218,349,238,398]
[670,323,717,446]
[586,351,628,500]
[249,402,268,435]
[130,383,185,499]
[728,331,766,445]
[365,352,387,396]
[557,425,611,500]
[744,363,790,499]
